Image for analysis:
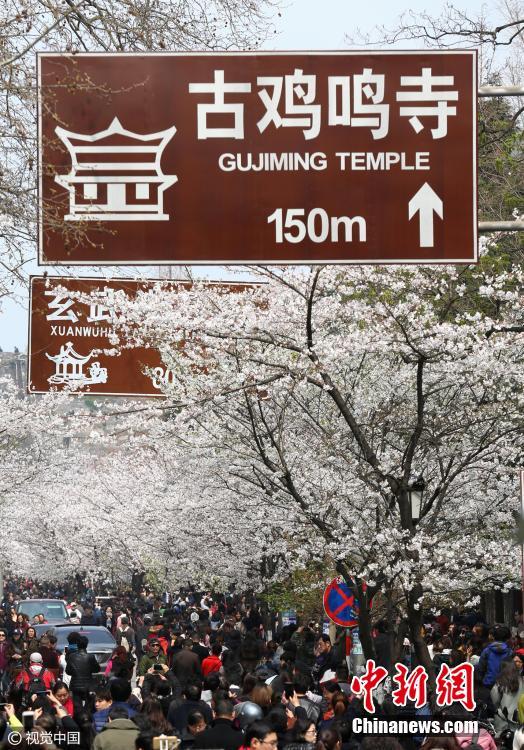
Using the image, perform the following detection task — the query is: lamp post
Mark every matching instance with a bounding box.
[408,476,426,524]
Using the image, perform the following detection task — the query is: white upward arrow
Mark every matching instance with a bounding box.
[408,182,443,248]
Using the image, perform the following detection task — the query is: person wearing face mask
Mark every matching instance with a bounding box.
[14,651,55,696]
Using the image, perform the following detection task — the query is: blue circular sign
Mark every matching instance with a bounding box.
[323,577,360,627]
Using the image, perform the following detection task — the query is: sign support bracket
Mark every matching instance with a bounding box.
[479,221,524,232]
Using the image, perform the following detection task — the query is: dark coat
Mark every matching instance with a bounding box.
[171,649,202,687]
[167,699,213,732]
[192,718,243,750]
[65,648,100,691]
[191,643,209,662]
[141,671,182,701]
[108,655,135,681]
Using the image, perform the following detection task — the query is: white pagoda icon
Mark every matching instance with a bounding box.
[46,342,108,386]
[54,117,177,221]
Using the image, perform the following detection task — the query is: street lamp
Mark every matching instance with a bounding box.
[408,476,426,523]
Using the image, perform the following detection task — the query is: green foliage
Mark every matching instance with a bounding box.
[261,561,335,621]
[478,87,524,261]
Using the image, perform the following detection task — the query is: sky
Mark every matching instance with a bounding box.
[1,0,489,352]
[269,0,490,50]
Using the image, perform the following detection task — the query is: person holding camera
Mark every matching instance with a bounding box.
[137,640,167,683]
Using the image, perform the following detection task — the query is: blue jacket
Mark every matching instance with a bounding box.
[477,641,513,687]
[93,702,137,733]
[93,707,111,733]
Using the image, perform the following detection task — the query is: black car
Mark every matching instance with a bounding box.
[39,625,116,671]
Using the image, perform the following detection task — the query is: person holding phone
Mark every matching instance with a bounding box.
[1,702,23,736]
[137,639,167,679]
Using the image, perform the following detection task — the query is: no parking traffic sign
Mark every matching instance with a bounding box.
[323,577,367,628]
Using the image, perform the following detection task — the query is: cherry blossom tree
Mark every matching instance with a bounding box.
[98,258,524,674]
[3,414,281,593]
[0,380,77,592]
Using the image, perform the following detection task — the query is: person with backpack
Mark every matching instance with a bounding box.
[116,617,136,655]
[14,651,55,697]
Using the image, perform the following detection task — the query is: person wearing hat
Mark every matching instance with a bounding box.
[10,629,24,657]
[137,639,167,679]
[14,651,55,693]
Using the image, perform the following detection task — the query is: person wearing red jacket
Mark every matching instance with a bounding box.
[52,681,75,716]
[201,643,222,676]
[15,652,55,692]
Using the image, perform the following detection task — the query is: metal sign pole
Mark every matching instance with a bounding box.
[478,85,524,96]
[479,221,524,232]
[345,628,352,657]
[345,627,352,675]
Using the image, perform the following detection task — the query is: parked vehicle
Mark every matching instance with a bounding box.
[16,599,69,624]
[52,625,117,670]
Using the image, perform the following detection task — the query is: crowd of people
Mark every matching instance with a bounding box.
[0,579,523,750]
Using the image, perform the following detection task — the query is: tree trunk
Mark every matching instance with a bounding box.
[336,561,376,661]
[357,581,377,661]
[407,583,436,705]
[385,590,398,675]
[131,569,145,594]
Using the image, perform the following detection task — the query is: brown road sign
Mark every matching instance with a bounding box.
[38,51,477,265]
[28,276,251,397]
